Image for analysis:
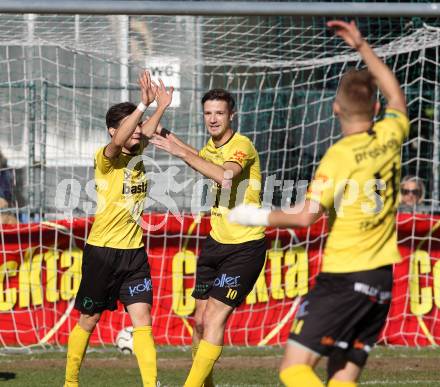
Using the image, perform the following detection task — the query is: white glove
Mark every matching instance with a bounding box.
[228,204,270,226]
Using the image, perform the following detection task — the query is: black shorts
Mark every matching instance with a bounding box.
[289,265,393,368]
[74,244,153,314]
[192,235,267,307]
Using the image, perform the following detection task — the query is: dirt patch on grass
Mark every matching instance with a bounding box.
[368,357,440,372]
[2,355,439,372]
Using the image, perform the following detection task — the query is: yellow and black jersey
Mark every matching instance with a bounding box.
[199,132,265,244]
[87,145,147,249]
[306,108,410,273]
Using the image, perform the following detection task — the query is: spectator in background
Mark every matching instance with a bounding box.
[0,198,17,224]
[0,149,18,224]
[399,175,425,212]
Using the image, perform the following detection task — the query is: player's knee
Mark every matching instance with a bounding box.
[79,312,100,332]
[127,303,152,327]
[193,317,204,337]
[202,309,226,333]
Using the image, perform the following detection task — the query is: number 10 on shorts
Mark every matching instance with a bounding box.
[226,288,238,300]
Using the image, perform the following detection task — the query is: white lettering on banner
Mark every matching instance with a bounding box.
[145,57,180,107]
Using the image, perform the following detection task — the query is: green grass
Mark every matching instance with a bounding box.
[1,346,440,386]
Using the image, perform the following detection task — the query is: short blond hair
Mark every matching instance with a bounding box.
[336,69,377,119]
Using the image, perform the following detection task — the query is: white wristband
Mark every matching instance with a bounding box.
[250,208,270,226]
[228,204,270,227]
[137,102,147,113]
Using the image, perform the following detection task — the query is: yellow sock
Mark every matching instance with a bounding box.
[328,380,357,387]
[184,340,222,387]
[133,326,157,387]
[64,324,91,387]
[192,343,214,387]
[191,343,198,359]
[280,364,324,387]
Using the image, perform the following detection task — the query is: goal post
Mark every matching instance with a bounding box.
[0,7,439,349]
[0,1,439,17]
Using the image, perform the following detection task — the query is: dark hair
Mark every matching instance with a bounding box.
[337,69,377,118]
[105,102,137,129]
[201,89,235,112]
[0,149,7,168]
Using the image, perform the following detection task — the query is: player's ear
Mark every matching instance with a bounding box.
[108,127,116,137]
[229,111,235,122]
[333,101,340,117]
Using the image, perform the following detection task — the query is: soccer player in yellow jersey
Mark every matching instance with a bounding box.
[150,89,266,387]
[64,71,173,387]
[229,21,408,387]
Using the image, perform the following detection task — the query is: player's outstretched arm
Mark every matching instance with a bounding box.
[228,200,324,228]
[328,20,406,115]
[166,133,199,156]
[150,134,241,185]
[140,77,173,139]
[142,115,199,156]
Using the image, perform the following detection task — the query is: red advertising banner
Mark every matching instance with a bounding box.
[1,213,440,347]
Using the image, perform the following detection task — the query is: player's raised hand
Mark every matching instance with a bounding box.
[138,70,156,106]
[228,204,270,226]
[155,78,174,109]
[328,20,364,50]
[147,79,157,105]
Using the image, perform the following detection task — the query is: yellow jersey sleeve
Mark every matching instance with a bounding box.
[95,146,114,175]
[306,146,350,210]
[199,146,207,160]
[374,108,410,144]
[222,136,255,169]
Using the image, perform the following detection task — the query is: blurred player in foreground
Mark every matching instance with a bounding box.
[150,89,266,387]
[64,71,173,387]
[229,20,408,387]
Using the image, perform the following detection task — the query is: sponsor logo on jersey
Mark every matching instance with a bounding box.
[231,150,247,163]
[122,181,148,195]
[354,138,399,164]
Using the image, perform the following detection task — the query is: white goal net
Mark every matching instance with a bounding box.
[0,13,439,349]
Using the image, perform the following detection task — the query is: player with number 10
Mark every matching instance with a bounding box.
[150,89,267,387]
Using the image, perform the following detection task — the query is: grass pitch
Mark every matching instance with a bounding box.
[1,346,440,386]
